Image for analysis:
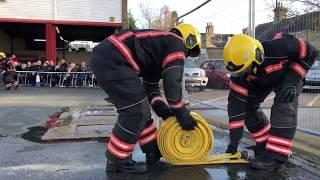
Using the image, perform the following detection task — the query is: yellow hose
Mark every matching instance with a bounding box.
[157,112,248,165]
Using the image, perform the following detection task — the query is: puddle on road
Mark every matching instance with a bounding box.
[106,162,308,180]
[21,126,48,143]
[21,126,107,144]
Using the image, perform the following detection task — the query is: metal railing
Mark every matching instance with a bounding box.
[16,71,97,88]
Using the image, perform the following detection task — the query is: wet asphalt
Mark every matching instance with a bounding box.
[0,87,319,180]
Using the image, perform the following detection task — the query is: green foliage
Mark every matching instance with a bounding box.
[128,11,137,30]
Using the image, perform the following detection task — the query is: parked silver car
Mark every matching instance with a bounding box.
[304,60,320,91]
[184,59,208,90]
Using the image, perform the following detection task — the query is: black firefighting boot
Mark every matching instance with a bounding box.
[250,152,286,171]
[106,159,147,174]
[146,148,162,164]
[246,142,266,158]
[5,87,11,91]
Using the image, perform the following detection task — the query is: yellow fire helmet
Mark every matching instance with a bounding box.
[0,52,6,59]
[223,34,264,74]
[174,23,202,57]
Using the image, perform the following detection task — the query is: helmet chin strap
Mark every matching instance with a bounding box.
[251,62,259,74]
[244,62,259,75]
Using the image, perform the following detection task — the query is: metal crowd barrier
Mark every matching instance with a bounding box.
[16,71,97,88]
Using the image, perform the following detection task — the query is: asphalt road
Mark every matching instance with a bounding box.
[0,87,319,179]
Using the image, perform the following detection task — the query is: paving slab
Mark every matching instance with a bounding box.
[42,106,118,141]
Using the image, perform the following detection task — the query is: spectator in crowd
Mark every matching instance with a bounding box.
[49,61,56,71]
[8,58,95,88]
[64,63,77,87]
[18,63,28,84]
[10,55,21,71]
[20,63,27,71]
[29,60,43,86]
[42,61,51,72]
[57,59,68,72]
[41,61,52,85]
[51,59,66,87]
[26,61,33,71]
[10,54,20,64]
[79,61,88,71]
[77,61,88,86]
[3,60,19,90]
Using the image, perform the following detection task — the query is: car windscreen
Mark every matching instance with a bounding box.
[185,60,198,68]
[214,60,226,70]
[310,61,320,70]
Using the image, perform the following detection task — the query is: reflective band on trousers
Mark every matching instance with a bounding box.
[157,112,249,165]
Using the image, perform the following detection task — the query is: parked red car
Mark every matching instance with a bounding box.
[200,59,231,89]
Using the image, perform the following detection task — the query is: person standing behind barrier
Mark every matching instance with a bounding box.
[26,61,32,71]
[64,63,77,87]
[223,33,319,170]
[42,61,51,72]
[10,54,21,71]
[42,61,52,86]
[30,60,43,86]
[90,23,201,174]
[49,61,60,87]
[57,59,68,72]
[78,61,88,86]
[3,60,19,90]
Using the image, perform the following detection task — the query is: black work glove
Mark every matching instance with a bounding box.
[226,142,239,154]
[161,111,174,120]
[153,103,174,120]
[175,108,197,131]
[278,85,297,103]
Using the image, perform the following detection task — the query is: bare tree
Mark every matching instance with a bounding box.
[266,0,320,19]
[295,0,320,11]
[139,4,177,30]
[139,3,156,28]
[151,5,176,30]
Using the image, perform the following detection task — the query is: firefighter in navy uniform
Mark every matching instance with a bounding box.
[223,33,318,170]
[90,23,201,174]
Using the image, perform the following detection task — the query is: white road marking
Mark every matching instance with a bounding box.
[307,94,320,107]
[190,96,228,106]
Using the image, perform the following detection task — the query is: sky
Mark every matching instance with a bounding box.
[128,0,274,34]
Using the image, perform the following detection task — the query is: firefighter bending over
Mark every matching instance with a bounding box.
[224,33,318,170]
[90,23,201,174]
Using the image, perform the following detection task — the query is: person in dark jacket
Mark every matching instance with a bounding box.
[90,23,201,174]
[57,59,68,72]
[223,33,319,170]
[29,60,43,86]
[3,60,19,90]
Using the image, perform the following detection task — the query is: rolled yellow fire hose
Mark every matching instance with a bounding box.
[157,112,249,165]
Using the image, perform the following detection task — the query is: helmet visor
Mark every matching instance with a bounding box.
[254,48,264,65]
[225,61,244,72]
[186,34,197,49]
